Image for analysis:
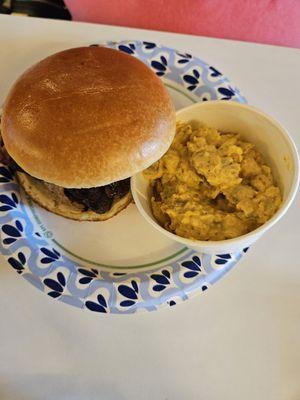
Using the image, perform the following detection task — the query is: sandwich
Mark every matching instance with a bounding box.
[0,46,175,221]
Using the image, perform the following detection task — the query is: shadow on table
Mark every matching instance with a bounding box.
[0,258,14,277]
[0,375,127,400]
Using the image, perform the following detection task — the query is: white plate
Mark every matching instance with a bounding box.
[0,40,247,314]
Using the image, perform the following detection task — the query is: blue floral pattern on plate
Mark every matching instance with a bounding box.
[0,40,247,314]
[107,40,246,104]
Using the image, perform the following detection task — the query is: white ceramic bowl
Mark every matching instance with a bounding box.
[131,101,299,254]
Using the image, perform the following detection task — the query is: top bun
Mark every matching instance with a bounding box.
[1,46,175,188]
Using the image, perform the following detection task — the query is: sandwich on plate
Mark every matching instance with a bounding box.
[0,46,175,221]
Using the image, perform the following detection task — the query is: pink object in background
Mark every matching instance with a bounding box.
[65,0,300,48]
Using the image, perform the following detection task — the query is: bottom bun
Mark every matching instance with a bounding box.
[17,172,132,221]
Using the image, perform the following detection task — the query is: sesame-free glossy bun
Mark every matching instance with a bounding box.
[2,46,175,188]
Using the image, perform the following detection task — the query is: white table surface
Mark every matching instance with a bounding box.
[0,14,300,400]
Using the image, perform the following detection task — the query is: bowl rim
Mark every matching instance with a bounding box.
[131,100,300,249]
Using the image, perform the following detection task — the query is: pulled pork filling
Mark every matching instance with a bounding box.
[0,141,130,214]
[64,180,130,214]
